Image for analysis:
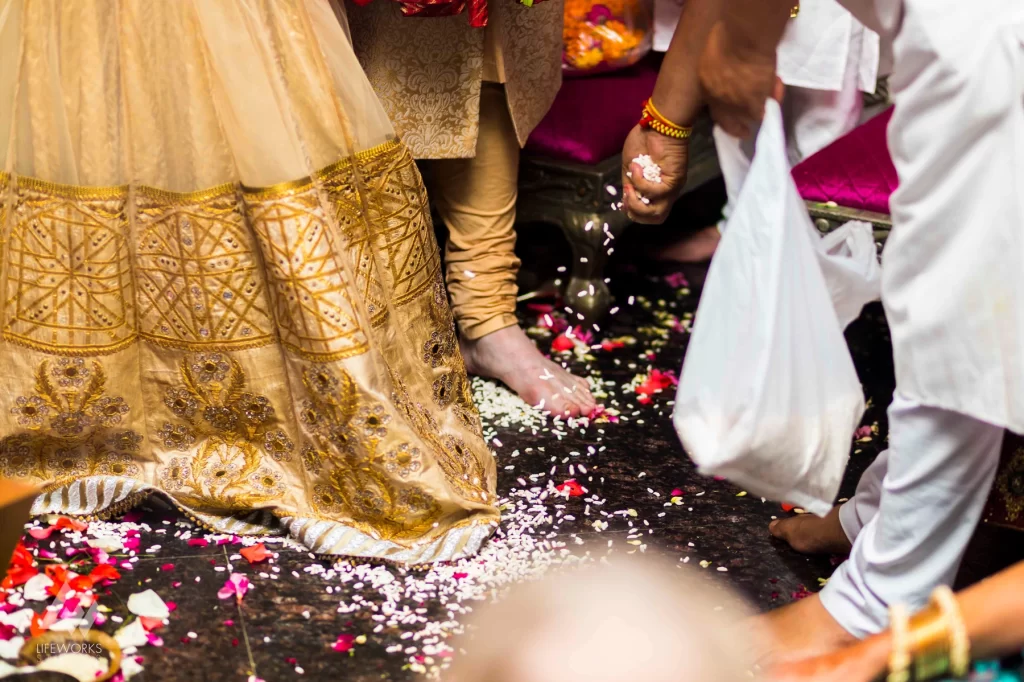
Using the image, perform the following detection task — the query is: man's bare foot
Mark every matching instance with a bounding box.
[754,594,859,665]
[769,506,852,555]
[656,225,721,263]
[461,325,596,418]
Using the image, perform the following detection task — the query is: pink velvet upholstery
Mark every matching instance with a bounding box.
[525,56,660,165]
[792,107,897,214]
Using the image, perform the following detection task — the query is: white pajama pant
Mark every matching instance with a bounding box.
[819,395,1004,638]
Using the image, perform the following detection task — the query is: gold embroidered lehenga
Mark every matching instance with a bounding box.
[0,0,498,563]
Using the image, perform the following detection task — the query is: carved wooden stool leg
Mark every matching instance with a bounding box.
[558,209,631,326]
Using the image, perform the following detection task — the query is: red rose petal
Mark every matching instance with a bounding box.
[551,334,576,352]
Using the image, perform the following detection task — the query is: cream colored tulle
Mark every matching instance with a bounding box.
[0,0,393,188]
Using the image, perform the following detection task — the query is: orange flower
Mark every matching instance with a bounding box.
[30,611,58,638]
[2,541,38,589]
[89,564,121,585]
[240,543,272,565]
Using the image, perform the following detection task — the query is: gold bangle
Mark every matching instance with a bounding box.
[888,603,912,682]
[909,605,952,681]
[930,585,970,678]
[790,3,799,18]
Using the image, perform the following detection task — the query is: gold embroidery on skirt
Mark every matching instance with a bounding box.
[135,186,275,351]
[155,353,293,512]
[320,163,390,330]
[341,143,439,308]
[4,183,136,355]
[3,357,142,483]
[298,364,443,541]
[0,140,498,561]
[423,275,484,437]
[390,374,492,504]
[0,141,415,359]
[245,189,369,363]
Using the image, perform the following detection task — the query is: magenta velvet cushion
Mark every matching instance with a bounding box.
[791,107,897,214]
[525,56,660,165]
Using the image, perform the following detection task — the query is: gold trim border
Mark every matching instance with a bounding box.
[0,138,402,204]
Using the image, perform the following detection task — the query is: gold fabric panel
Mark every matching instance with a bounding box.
[4,181,135,354]
[135,186,276,351]
[245,182,370,362]
[0,142,499,564]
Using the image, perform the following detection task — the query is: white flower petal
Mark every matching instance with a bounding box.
[121,656,145,679]
[22,573,54,602]
[0,608,34,632]
[48,618,91,632]
[115,619,148,649]
[86,537,124,553]
[0,637,25,660]
[127,589,169,619]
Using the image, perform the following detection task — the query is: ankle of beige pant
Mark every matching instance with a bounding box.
[458,313,519,341]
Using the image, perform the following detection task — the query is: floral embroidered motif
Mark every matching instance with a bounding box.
[302,446,325,475]
[154,353,294,510]
[160,457,193,492]
[377,443,423,479]
[422,331,455,368]
[263,430,295,462]
[0,358,143,484]
[432,372,456,408]
[298,364,442,540]
[354,405,391,440]
[390,374,492,503]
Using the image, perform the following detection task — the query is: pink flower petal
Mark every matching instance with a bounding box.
[28,527,55,540]
[332,634,356,653]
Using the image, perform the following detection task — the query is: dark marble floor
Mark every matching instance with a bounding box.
[6,208,1024,682]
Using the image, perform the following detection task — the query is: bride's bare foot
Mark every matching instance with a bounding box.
[769,506,852,555]
[461,325,596,418]
[656,225,721,263]
[754,594,859,665]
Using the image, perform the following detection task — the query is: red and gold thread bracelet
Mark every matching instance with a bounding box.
[639,98,693,140]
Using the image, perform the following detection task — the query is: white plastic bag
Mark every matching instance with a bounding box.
[672,100,866,516]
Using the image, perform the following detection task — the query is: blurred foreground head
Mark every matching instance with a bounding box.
[447,558,754,682]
